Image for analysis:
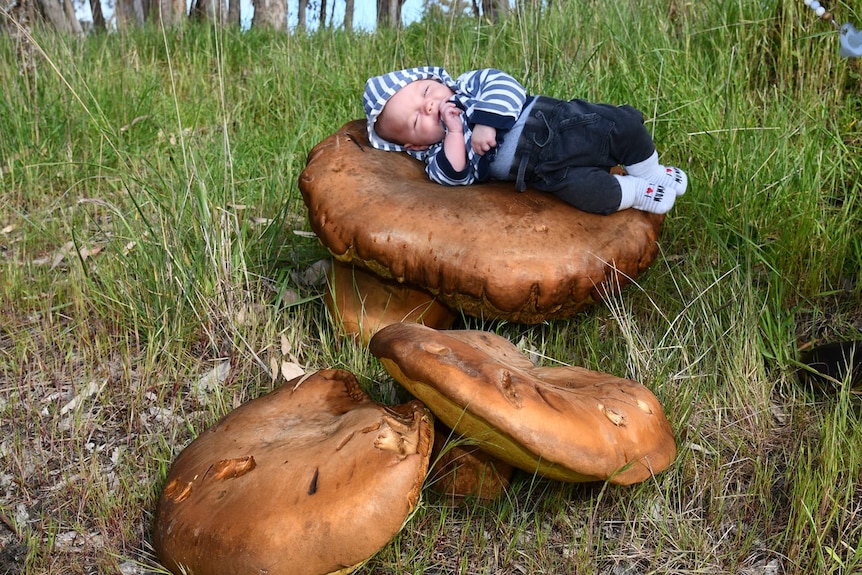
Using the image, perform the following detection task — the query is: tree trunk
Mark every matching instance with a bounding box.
[376,0,402,28]
[319,0,326,27]
[387,0,397,27]
[481,0,506,22]
[89,0,106,30]
[113,0,134,29]
[62,0,83,33]
[251,0,285,30]
[296,0,306,29]
[227,0,240,27]
[115,0,147,27]
[151,0,185,26]
[174,0,188,22]
[7,0,38,80]
[35,0,78,33]
[191,0,226,24]
[343,0,353,30]
[35,0,68,31]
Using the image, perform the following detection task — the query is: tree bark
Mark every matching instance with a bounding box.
[343,0,353,30]
[227,0,240,27]
[89,0,106,30]
[251,0,285,30]
[62,0,84,32]
[191,0,226,24]
[296,0,306,29]
[115,0,146,28]
[35,0,79,33]
[7,0,37,80]
[175,0,188,22]
[35,0,68,31]
[376,0,402,28]
[481,0,506,22]
[387,0,397,27]
[113,0,134,29]
[151,0,186,26]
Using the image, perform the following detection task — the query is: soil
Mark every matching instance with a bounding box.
[0,519,25,575]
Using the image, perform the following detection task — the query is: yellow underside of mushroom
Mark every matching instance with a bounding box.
[378,357,621,483]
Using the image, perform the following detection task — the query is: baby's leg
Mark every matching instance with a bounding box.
[532,165,625,215]
[534,166,676,215]
[597,103,688,195]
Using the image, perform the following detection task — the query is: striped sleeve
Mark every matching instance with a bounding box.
[454,69,527,129]
[426,157,473,185]
[409,134,482,186]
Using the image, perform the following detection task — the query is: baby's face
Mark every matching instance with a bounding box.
[377,79,456,150]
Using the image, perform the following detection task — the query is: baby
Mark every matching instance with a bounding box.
[363,67,687,215]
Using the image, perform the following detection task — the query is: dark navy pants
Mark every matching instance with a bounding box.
[509,96,657,214]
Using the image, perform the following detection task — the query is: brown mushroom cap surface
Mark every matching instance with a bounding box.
[369,323,676,485]
[325,259,457,345]
[299,120,664,324]
[153,369,433,575]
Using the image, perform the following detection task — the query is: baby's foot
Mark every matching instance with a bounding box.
[632,180,677,214]
[644,166,687,195]
[659,166,687,195]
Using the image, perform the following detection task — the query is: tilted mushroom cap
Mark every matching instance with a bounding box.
[369,323,676,485]
[299,120,664,324]
[325,259,457,345]
[153,369,433,575]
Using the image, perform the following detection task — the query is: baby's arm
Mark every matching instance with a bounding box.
[421,103,473,185]
[440,101,467,172]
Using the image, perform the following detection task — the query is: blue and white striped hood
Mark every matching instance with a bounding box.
[363,67,458,152]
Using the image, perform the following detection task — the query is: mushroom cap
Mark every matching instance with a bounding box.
[325,259,457,345]
[299,120,664,324]
[369,323,676,485]
[153,369,433,575]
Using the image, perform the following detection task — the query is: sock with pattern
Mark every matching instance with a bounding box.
[624,151,688,195]
[616,174,677,214]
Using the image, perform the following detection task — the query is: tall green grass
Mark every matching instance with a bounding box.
[1,1,860,573]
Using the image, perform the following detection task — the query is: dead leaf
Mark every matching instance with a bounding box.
[280,361,304,382]
[192,361,231,401]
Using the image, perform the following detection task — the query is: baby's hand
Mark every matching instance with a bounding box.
[471,124,497,156]
[439,101,464,133]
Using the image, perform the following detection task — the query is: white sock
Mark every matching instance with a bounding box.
[624,151,688,195]
[616,174,677,214]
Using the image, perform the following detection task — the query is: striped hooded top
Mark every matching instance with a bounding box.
[363,67,528,185]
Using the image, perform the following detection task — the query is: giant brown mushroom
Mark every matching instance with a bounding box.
[153,369,433,575]
[369,323,676,485]
[325,259,457,345]
[299,120,664,324]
